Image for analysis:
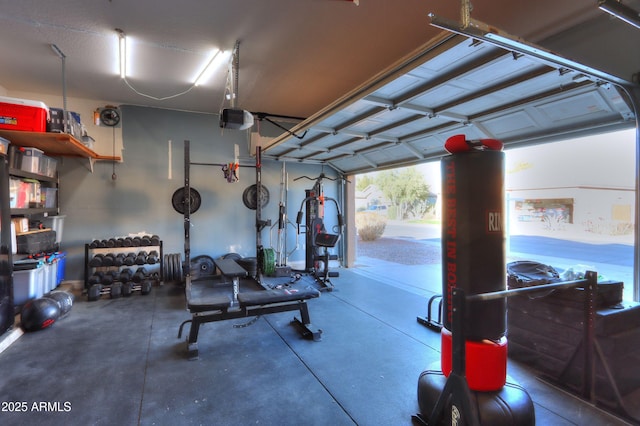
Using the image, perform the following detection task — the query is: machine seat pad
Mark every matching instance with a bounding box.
[315,232,339,248]
[215,258,248,278]
[187,295,231,312]
[238,288,320,307]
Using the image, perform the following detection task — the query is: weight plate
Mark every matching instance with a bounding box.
[167,254,174,282]
[222,253,242,261]
[171,253,178,282]
[174,253,182,283]
[191,255,216,278]
[261,248,275,276]
[163,254,168,281]
[171,187,202,214]
[168,254,174,281]
[241,184,269,210]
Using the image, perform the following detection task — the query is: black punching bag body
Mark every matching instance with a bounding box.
[440,141,507,392]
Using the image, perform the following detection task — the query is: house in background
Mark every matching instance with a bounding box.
[505,128,635,237]
[355,184,389,212]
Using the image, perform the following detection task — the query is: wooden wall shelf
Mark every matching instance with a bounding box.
[0,130,121,161]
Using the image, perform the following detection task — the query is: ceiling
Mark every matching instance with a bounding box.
[1,1,639,173]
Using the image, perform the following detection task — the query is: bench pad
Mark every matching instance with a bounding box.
[215,258,248,278]
[187,295,231,312]
[238,288,320,307]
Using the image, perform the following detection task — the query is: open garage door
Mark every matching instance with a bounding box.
[261,30,635,175]
[262,19,639,301]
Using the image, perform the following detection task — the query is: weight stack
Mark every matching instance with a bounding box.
[440,147,507,391]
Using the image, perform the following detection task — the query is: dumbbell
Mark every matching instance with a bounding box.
[89,254,105,267]
[133,267,148,283]
[123,252,137,266]
[110,282,123,298]
[87,271,104,286]
[101,270,119,286]
[101,253,116,267]
[126,279,153,296]
[121,281,133,296]
[135,251,148,265]
[146,251,159,265]
[88,283,103,301]
[119,268,133,283]
[87,281,123,301]
[113,253,126,267]
[140,280,153,295]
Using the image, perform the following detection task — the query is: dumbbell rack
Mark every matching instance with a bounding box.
[84,236,163,301]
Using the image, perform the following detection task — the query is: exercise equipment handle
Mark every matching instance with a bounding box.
[466,273,595,302]
[295,195,344,230]
[278,204,286,229]
[324,197,343,228]
[293,173,350,183]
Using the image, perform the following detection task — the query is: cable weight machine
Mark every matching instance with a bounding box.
[266,162,298,277]
[294,172,345,291]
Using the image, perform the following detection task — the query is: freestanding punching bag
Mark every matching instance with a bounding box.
[440,135,507,392]
[416,135,535,426]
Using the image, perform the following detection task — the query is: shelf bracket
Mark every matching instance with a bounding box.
[86,157,95,173]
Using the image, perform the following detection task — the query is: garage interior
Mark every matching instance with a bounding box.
[0,1,640,425]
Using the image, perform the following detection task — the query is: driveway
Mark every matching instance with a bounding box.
[355,220,636,301]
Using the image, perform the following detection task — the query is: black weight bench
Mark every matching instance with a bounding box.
[178,257,322,359]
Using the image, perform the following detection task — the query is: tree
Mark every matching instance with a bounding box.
[375,167,431,219]
[356,173,375,191]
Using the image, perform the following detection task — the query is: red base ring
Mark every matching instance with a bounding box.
[441,328,508,391]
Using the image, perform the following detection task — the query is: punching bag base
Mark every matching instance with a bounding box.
[441,328,508,392]
[417,366,535,426]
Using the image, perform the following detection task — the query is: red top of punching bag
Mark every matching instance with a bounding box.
[444,134,503,154]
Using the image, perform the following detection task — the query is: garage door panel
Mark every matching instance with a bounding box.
[480,110,540,139]
[264,32,635,175]
[536,91,613,122]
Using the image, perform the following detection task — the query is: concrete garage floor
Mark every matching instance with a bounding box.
[0,269,635,426]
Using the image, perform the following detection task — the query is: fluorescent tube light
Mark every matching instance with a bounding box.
[116,29,127,79]
[194,49,230,86]
[598,0,640,29]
